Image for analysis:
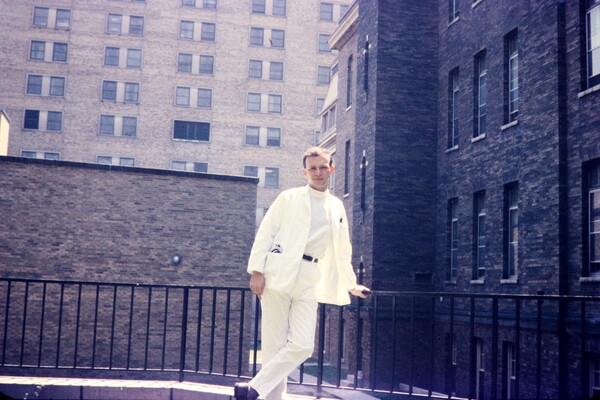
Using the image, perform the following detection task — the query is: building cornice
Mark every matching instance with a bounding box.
[329,2,359,51]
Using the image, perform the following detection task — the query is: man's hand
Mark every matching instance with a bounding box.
[349,284,371,299]
[249,271,266,299]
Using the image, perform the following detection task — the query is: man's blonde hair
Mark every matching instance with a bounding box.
[303,147,333,168]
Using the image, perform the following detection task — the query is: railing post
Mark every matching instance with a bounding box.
[316,303,326,399]
[179,287,189,382]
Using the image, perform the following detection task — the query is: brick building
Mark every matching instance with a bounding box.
[325,0,600,398]
[0,0,353,222]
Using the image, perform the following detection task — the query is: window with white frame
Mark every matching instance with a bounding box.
[56,9,71,28]
[318,34,331,52]
[176,87,191,106]
[505,30,519,123]
[26,74,65,97]
[102,80,117,101]
[201,22,216,41]
[32,7,71,29]
[339,4,349,20]
[265,167,279,188]
[251,0,265,14]
[98,156,135,166]
[474,190,486,280]
[172,161,187,171]
[474,50,487,137]
[245,126,260,145]
[29,41,68,62]
[247,92,261,112]
[320,2,333,21]
[317,66,331,85]
[104,47,142,68]
[107,14,143,35]
[33,7,48,27]
[270,61,284,80]
[107,14,122,33]
[204,0,217,9]
[129,16,144,35]
[448,0,459,22]
[587,161,600,276]
[182,0,217,8]
[505,182,519,279]
[315,98,325,116]
[271,29,285,48]
[21,150,59,160]
[273,0,286,16]
[127,49,142,68]
[173,120,210,142]
[104,47,120,66]
[23,109,62,132]
[268,94,282,113]
[194,162,208,172]
[249,59,262,78]
[244,165,258,177]
[586,0,600,88]
[179,20,194,39]
[177,53,193,72]
[197,89,212,108]
[124,82,139,103]
[200,55,214,74]
[266,127,281,147]
[250,27,264,46]
[52,42,68,62]
[29,41,45,60]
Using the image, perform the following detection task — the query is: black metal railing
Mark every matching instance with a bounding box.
[1,278,598,399]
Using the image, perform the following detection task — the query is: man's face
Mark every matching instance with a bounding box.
[303,155,334,192]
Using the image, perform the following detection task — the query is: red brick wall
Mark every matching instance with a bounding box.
[0,156,257,287]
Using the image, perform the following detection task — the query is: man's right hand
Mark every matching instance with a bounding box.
[249,271,265,299]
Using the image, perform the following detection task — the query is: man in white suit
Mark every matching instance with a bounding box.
[234,147,370,400]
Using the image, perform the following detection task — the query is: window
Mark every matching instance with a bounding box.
[180,20,194,39]
[586,0,600,87]
[473,191,486,280]
[44,152,59,160]
[244,165,258,177]
[587,162,600,276]
[122,117,137,137]
[245,126,260,145]
[102,81,117,101]
[271,29,285,48]
[173,120,210,141]
[448,198,458,281]
[56,9,71,28]
[320,2,333,21]
[504,342,517,400]
[120,158,135,167]
[24,110,63,132]
[339,4,350,20]
[107,14,123,33]
[49,77,65,96]
[344,140,351,195]
[24,110,40,130]
[203,0,217,9]
[506,31,519,123]
[30,41,45,60]
[172,161,187,171]
[100,115,115,135]
[315,98,325,116]
[268,94,282,113]
[318,34,331,52]
[26,75,43,95]
[197,88,212,108]
[182,0,196,6]
[347,55,353,107]
[201,22,216,41]
[590,353,600,397]
[124,82,139,103]
[265,167,279,188]
[176,87,191,106]
[505,182,519,279]
[317,65,331,85]
[249,60,263,78]
[317,66,331,85]
[21,151,38,159]
[177,53,192,72]
[52,42,68,62]
[247,93,261,112]
[476,338,485,400]
[105,47,120,66]
[252,0,265,14]
[474,51,487,137]
[97,156,113,165]
[449,0,459,22]
[199,55,214,74]
[47,111,62,131]
[448,68,459,148]
[269,61,284,80]
[267,127,281,147]
[273,0,286,16]
[129,16,144,35]
[194,162,208,173]
[33,7,49,27]
[127,49,142,68]
[250,27,264,46]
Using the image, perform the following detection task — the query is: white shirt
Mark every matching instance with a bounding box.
[304,187,331,261]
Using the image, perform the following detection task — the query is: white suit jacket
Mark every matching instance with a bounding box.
[247,186,357,306]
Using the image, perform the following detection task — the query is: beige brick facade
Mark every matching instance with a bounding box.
[0,0,352,214]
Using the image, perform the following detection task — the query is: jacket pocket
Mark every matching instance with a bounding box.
[264,252,283,277]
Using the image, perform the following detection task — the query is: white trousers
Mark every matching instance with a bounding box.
[250,261,320,400]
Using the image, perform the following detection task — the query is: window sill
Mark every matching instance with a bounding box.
[345,105,353,112]
[445,279,457,285]
[501,277,519,284]
[580,275,600,283]
[448,17,460,28]
[472,0,484,9]
[471,134,486,143]
[578,83,600,98]
[470,278,485,285]
[343,193,350,199]
[445,145,459,153]
[501,120,519,131]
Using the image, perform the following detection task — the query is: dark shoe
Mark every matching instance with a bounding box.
[233,383,259,400]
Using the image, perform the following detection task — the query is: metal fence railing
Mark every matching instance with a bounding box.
[1,278,598,399]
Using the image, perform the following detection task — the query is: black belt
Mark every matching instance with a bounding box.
[302,254,319,263]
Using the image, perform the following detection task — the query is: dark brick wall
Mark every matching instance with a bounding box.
[0,156,257,287]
